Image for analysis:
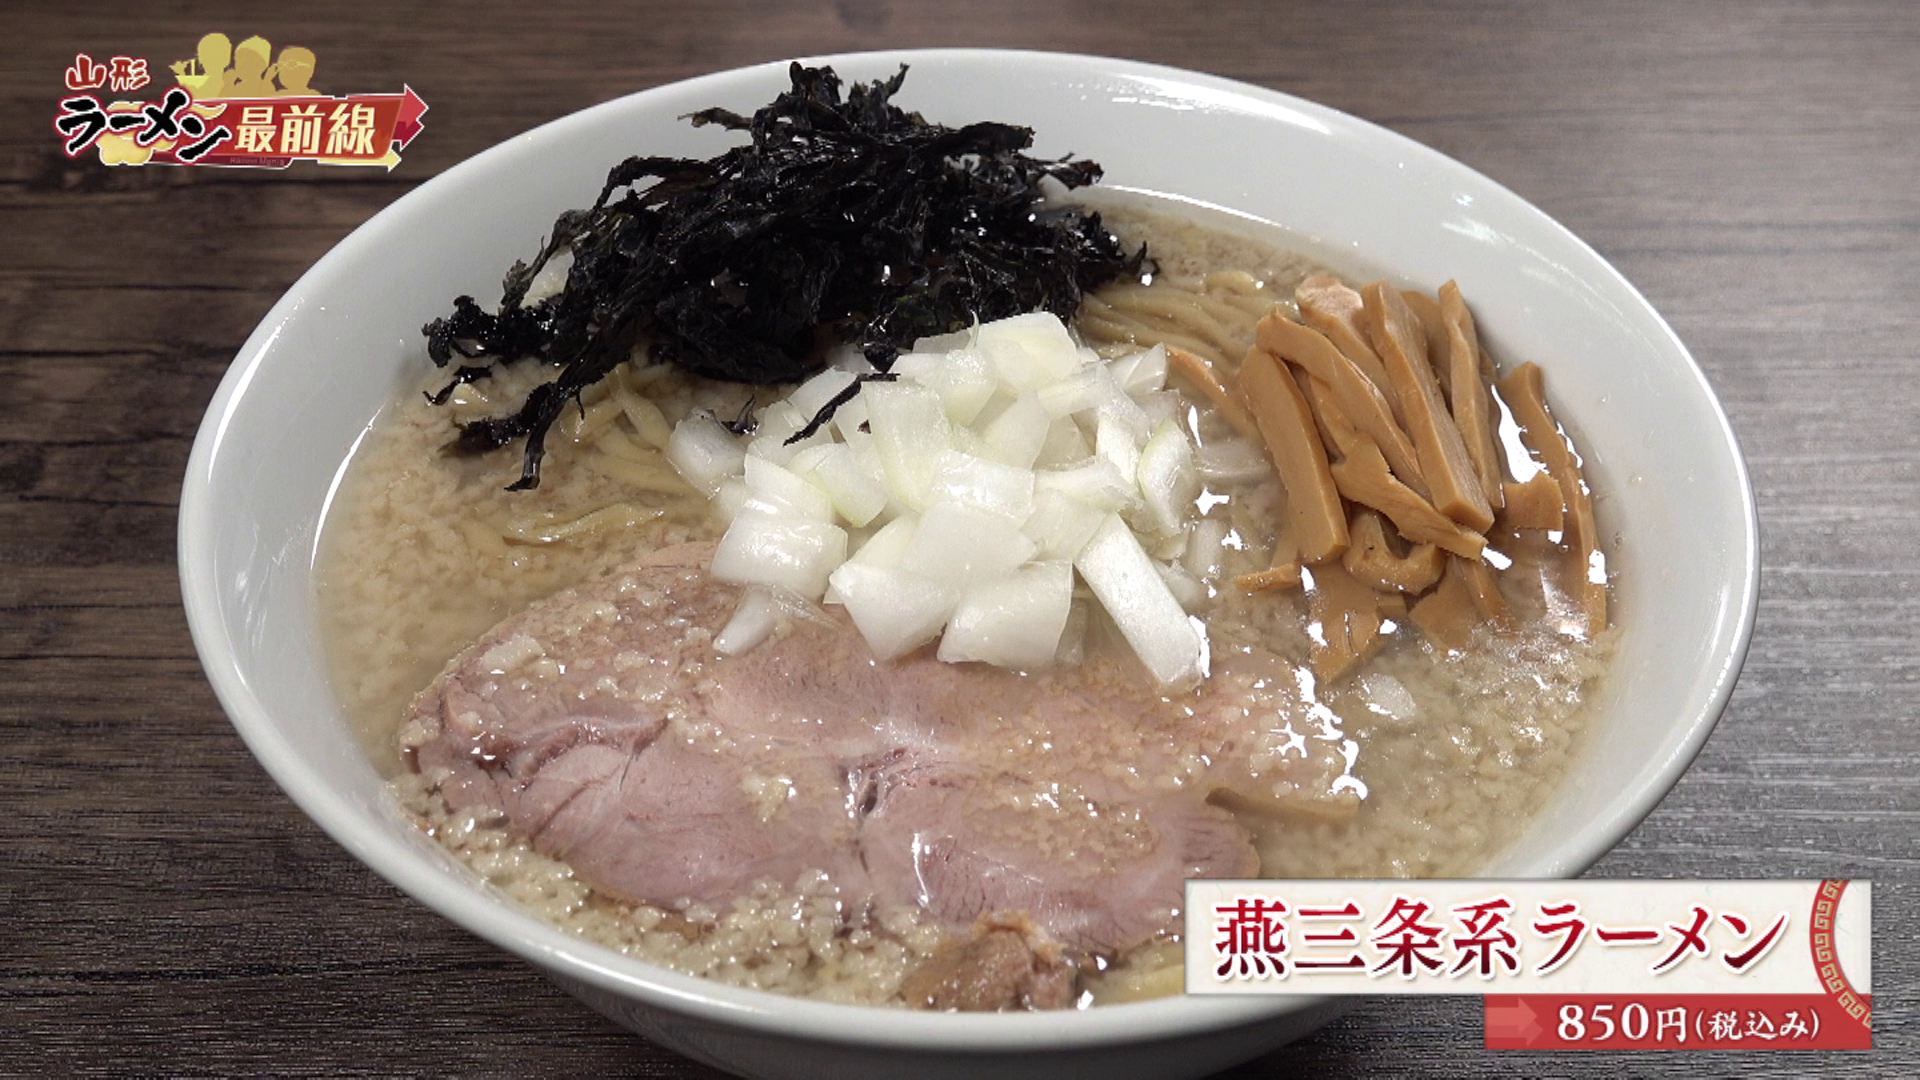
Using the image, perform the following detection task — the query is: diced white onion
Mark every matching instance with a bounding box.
[1106,343,1168,397]
[865,382,953,513]
[698,310,1219,678]
[1036,363,1114,419]
[899,501,1036,589]
[747,402,833,465]
[888,351,943,381]
[1136,418,1200,537]
[711,477,749,523]
[743,455,835,523]
[1024,487,1109,562]
[831,395,871,441]
[937,561,1073,669]
[522,250,572,305]
[848,514,918,569]
[1156,559,1209,614]
[787,368,859,418]
[804,442,890,528]
[1132,389,1185,428]
[711,510,847,599]
[828,562,959,660]
[1034,416,1094,468]
[1194,439,1273,482]
[715,586,781,655]
[1184,517,1231,580]
[930,450,1036,523]
[1036,457,1138,513]
[917,348,998,426]
[978,392,1052,469]
[1075,513,1206,689]
[1095,411,1144,485]
[822,341,876,372]
[910,325,977,354]
[666,413,746,496]
[976,311,1081,392]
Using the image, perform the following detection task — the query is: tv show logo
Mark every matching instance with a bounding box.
[55,33,425,169]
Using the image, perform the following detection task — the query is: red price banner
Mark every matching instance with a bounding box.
[1187,878,1872,1049]
[1486,993,1871,1050]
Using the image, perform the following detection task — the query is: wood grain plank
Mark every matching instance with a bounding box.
[3,0,1914,1075]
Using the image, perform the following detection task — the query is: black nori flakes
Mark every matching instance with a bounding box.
[423,62,1145,489]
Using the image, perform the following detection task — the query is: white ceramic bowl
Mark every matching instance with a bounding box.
[179,50,1757,1079]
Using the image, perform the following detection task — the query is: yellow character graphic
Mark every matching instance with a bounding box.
[228,36,277,98]
[170,32,233,99]
[275,47,321,96]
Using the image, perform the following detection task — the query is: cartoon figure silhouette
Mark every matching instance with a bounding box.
[97,132,154,166]
[170,33,233,99]
[228,36,277,98]
[275,46,320,96]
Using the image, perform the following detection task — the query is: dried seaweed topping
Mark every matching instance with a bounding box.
[424,62,1144,488]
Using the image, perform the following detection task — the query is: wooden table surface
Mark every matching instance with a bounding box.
[4,1,1913,1075]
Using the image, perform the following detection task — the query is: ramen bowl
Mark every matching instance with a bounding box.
[178,50,1757,1079]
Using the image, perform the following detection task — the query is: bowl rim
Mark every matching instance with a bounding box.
[178,46,1759,1051]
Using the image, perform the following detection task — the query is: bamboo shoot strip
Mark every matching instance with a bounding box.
[1360,284,1495,533]
[1497,362,1608,635]
[1295,275,1397,411]
[1238,350,1348,563]
[1255,312,1429,501]
[1165,345,1260,440]
[1438,282,1507,511]
[1301,376,1487,560]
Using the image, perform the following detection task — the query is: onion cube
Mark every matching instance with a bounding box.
[976,312,1080,393]
[938,561,1074,669]
[829,562,959,660]
[1075,513,1206,689]
[712,478,749,523]
[1036,362,1114,419]
[899,501,1036,589]
[715,586,781,655]
[1107,343,1169,397]
[787,368,858,419]
[865,382,953,512]
[1055,598,1089,666]
[666,414,746,496]
[831,394,871,441]
[825,342,877,374]
[848,514,918,569]
[1095,412,1144,489]
[743,455,835,523]
[888,351,943,381]
[807,442,891,527]
[785,444,835,476]
[1097,386,1154,447]
[1183,516,1231,580]
[979,392,1052,469]
[930,450,1035,523]
[1156,559,1209,613]
[1036,457,1138,512]
[912,326,977,353]
[1034,416,1094,467]
[712,509,847,599]
[748,402,835,465]
[1024,487,1109,562]
[1132,389,1184,428]
[1136,418,1201,536]
[922,348,998,426]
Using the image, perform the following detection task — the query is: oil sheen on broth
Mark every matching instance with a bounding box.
[315,192,1614,1006]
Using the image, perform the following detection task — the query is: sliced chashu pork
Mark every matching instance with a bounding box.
[404,544,1346,959]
